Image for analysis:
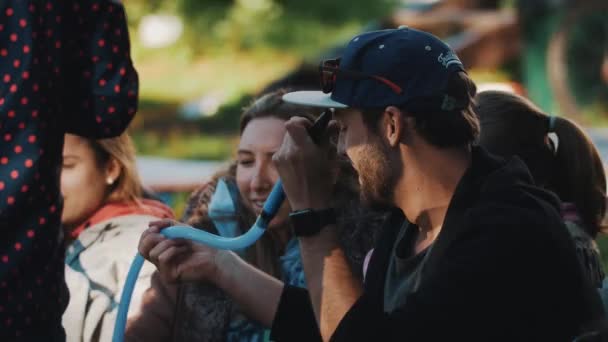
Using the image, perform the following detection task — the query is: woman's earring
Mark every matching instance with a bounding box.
[106,177,114,185]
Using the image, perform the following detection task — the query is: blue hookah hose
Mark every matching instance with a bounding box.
[113,111,331,342]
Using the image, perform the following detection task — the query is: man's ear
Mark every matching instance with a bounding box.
[381,106,409,147]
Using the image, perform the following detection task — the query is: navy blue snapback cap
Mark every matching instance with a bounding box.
[283,27,468,113]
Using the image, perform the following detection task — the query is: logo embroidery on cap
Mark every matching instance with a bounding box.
[437,51,461,68]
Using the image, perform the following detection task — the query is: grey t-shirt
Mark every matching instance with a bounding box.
[384,222,433,313]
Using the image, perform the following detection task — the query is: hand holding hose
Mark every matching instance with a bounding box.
[139,219,233,284]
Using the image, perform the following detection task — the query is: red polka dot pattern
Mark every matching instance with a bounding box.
[0,1,138,339]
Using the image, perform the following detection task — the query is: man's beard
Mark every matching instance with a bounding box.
[354,139,401,210]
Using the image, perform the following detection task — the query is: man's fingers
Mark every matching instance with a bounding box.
[290,116,313,128]
[142,219,184,256]
[139,233,165,260]
[149,218,180,230]
[148,239,179,264]
[285,117,315,146]
[157,245,190,282]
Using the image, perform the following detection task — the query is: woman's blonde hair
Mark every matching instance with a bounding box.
[88,133,143,204]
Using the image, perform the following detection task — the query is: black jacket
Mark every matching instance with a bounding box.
[271,147,604,341]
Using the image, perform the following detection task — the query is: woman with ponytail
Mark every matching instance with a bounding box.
[474,90,607,288]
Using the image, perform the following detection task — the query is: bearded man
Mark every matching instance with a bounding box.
[271,28,604,341]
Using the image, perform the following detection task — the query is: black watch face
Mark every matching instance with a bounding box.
[290,209,334,237]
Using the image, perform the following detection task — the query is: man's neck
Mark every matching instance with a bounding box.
[394,144,472,247]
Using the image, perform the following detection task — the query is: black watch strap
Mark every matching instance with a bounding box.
[289,207,336,237]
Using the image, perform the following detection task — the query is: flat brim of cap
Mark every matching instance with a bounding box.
[282,91,348,109]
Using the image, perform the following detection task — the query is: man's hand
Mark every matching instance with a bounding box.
[272,117,338,211]
[138,219,235,285]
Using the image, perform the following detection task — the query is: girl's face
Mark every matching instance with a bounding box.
[236,117,291,228]
[60,134,111,230]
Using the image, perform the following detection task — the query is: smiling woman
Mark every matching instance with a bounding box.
[236,117,291,229]
[125,90,385,341]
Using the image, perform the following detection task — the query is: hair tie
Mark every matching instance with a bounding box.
[547,115,559,155]
[548,115,557,132]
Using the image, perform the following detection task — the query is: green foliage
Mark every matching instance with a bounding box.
[126,0,397,58]
[565,10,608,108]
[196,93,256,133]
[132,131,237,161]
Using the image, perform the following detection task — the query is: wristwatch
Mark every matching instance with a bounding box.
[289,207,336,237]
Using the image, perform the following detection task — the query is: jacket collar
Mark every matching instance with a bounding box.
[65,200,174,265]
[364,146,547,301]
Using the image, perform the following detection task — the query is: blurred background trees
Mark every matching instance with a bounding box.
[124,0,606,161]
[124,0,397,160]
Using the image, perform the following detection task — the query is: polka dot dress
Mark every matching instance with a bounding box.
[0,1,138,340]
